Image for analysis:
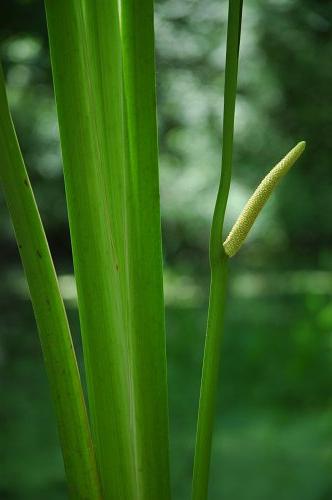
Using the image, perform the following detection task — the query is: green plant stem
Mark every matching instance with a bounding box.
[192,1,243,499]
[0,65,101,499]
[121,0,171,497]
[193,253,228,500]
[45,1,135,497]
[45,1,170,498]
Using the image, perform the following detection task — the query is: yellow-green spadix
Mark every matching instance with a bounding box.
[223,141,306,257]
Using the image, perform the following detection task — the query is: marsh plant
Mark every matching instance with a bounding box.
[0,1,305,498]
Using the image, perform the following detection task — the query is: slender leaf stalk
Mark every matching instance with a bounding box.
[192,2,243,499]
[45,1,170,497]
[0,65,101,499]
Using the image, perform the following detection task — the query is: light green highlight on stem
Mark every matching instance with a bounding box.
[224,141,306,257]
[0,64,102,499]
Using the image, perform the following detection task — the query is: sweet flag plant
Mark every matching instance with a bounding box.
[0,1,305,498]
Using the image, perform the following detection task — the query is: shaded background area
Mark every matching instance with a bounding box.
[1,0,332,498]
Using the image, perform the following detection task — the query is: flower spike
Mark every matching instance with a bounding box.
[223,141,306,257]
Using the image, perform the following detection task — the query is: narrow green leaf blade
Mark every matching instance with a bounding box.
[45,1,136,497]
[0,65,101,500]
[121,0,171,497]
[45,0,169,498]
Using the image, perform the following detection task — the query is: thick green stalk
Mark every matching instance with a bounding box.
[45,1,170,498]
[120,0,171,497]
[45,1,135,497]
[192,1,243,499]
[0,66,101,499]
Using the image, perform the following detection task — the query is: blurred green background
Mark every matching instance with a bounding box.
[1,0,332,498]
